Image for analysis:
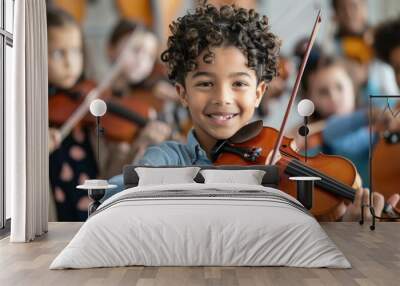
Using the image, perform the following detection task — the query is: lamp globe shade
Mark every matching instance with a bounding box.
[297,99,315,117]
[90,99,107,117]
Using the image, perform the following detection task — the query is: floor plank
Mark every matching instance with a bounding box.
[0,222,399,286]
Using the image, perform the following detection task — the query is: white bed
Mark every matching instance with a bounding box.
[50,183,351,269]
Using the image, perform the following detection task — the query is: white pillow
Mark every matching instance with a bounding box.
[135,167,201,186]
[200,169,266,185]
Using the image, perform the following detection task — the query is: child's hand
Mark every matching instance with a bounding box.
[130,121,172,164]
[49,128,61,153]
[370,107,400,133]
[340,188,383,221]
[153,81,180,102]
[139,121,171,145]
[331,188,399,221]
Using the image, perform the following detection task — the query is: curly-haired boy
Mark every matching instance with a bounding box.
[144,4,280,165]
[106,3,280,193]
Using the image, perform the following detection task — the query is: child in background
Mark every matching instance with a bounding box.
[296,55,399,218]
[96,19,173,178]
[47,9,171,220]
[108,3,389,221]
[47,7,98,221]
[298,54,394,184]
[297,56,366,174]
[329,0,399,104]
[374,16,400,88]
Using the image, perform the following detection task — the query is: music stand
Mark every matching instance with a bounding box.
[360,95,400,230]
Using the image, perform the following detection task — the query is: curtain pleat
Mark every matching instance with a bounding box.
[9,0,48,242]
[9,0,27,242]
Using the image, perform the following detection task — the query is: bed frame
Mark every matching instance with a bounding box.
[122,164,280,189]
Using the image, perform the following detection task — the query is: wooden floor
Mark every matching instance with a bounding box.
[0,222,399,286]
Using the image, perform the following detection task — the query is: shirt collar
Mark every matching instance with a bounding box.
[187,129,209,163]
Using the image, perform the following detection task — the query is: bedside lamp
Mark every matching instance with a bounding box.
[90,99,107,164]
[297,99,315,162]
[77,99,116,216]
[289,99,320,210]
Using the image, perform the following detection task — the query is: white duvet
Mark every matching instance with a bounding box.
[50,183,351,269]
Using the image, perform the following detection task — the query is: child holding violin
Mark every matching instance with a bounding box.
[47,8,170,221]
[374,15,400,88]
[295,53,400,218]
[47,7,99,221]
[97,19,174,177]
[107,2,391,221]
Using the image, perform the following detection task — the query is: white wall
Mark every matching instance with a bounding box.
[259,0,400,55]
[81,0,400,79]
[259,0,330,55]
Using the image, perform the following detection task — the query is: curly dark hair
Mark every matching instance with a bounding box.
[374,16,400,64]
[160,4,281,85]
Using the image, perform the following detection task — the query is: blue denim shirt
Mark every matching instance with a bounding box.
[322,110,377,187]
[105,129,212,200]
[136,129,213,166]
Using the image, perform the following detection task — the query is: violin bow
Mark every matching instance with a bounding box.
[268,10,322,165]
[57,28,148,143]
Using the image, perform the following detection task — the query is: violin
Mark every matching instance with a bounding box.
[49,80,153,143]
[103,91,153,142]
[48,29,158,149]
[212,120,361,219]
[341,35,374,64]
[292,120,326,152]
[49,80,97,128]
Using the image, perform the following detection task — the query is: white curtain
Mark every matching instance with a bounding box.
[7,0,48,242]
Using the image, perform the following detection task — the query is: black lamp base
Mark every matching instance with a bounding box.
[296,180,314,210]
[88,189,106,216]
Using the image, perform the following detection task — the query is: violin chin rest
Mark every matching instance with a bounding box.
[229,120,263,144]
[210,140,227,162]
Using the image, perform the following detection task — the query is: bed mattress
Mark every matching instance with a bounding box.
[50,183,350,269]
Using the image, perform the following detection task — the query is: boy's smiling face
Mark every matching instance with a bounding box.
[176,46,266,153]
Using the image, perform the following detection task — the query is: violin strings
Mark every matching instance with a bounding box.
[276,152,356,200]
[288,163,355,200]
[288,159,356,200]
[286,156,355,194]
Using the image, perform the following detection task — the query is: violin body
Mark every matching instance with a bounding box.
[341,35,374,64]
[103,91,152,142]
[48,80,96,128]
[372,140,400,203]
[214,126,360,217]
[48,80,153,143]
[292,120,325,151]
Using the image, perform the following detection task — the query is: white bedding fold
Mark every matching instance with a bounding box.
[50,183,351,269]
